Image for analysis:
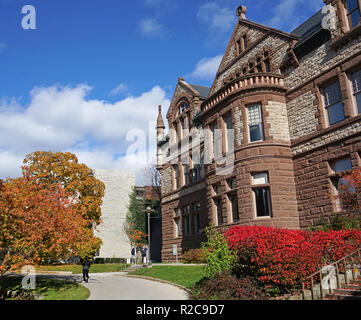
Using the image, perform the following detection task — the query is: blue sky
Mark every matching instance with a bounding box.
[0,0,324,184]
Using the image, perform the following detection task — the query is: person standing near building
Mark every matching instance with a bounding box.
[141,246,148,264]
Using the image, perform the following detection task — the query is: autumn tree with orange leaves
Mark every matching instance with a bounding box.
[0,176,101,276]
[22,151,105,225]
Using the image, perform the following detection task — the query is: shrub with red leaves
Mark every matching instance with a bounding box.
[225,226,361,295]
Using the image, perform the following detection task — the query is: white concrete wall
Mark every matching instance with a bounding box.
[94,169,135,259]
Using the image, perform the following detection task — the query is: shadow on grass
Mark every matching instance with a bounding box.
[1,275,89,300]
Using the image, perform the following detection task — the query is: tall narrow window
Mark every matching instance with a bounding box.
[350,68,361,114]
[210,121,221,159]
[264,59,271,72]
[252,173,272,218]
[174,209,181,237]
[229,194,239,222]
[247,104,264,142]
[242,35,247,50]
[193,202,201,234]
[182,207,190,236]
[223,114,234,152]
[194,214,201,234]
[214,198,223,225]
[183,164,189,186]
[323,81,345,125]
[237,39,242,55]
[345,0,361,29]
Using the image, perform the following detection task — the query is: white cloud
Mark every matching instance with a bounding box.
[188,54,223,80]
[197,2,235,34]
[109,83,128,96]
[0,84,170,185]
[138,18,166,38]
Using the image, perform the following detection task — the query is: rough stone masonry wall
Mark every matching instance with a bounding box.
[287,91,319,141]
[161,166,172,196]
[233,105,244,146]
[266,101,291,142]
[161,187,208,262]
[94,169,135,258]
[293,134,361,228]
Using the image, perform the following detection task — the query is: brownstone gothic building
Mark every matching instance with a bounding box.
[156,2,361,261]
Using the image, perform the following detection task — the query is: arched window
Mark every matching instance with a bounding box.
[179,102,189,115]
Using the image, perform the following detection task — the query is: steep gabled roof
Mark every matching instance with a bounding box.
[166,78,210,118]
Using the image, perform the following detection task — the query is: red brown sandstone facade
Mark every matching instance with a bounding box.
[156,2,361,261]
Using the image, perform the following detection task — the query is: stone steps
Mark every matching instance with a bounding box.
[326,278,361,300]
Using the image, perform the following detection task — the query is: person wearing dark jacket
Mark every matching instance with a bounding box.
[141,246,148,264]
[81,256,91,283]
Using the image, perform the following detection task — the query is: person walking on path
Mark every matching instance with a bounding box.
[141,246,148,264]
[81,256,91,283]
[131,247,137,264]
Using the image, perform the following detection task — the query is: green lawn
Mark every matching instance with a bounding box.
[1,277,90,300]
[128,265,204,289]
[36,263,127,274]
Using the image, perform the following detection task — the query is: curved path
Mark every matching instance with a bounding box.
[82,272,188,300]
[36,272,188,300]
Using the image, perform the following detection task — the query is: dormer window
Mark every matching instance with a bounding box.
[344,0,361,29]
[242,35,248,50]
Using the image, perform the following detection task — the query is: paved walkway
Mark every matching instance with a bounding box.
[36,272,188,300]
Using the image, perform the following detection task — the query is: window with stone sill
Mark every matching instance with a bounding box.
[251,172,272,218]
[246,103,264,142]
[344,0,361,30]
[350,68,361,114]
[322,81,345,126]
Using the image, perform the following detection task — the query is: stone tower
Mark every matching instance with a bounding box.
[156,105,165,170]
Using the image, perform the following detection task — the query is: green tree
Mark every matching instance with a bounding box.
[124,187,147,246]
[201,226,236,279]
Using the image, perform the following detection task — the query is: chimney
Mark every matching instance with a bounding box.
[236,5,247,19]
